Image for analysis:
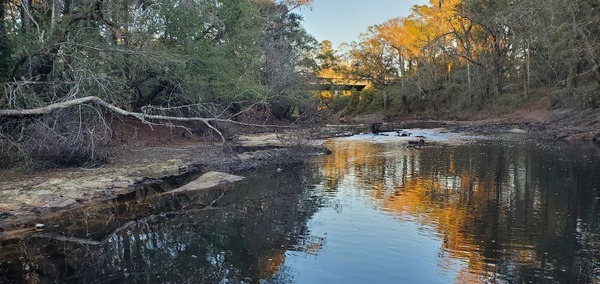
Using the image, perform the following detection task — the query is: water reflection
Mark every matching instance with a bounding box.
[2,136,600,283]
[0,166,322,283]
[307,138,600,283]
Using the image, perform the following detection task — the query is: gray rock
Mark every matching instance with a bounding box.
[167,172,244,193]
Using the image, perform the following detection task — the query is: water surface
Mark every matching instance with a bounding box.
[278,134,600,283]
[1,131,600,283]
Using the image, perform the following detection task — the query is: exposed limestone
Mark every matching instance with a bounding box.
[167,172,244,193]
[15,194,78,209]
[0,131,328,228]
[509,128,527,134]
[238,133,285,148]
[0,158,189,216]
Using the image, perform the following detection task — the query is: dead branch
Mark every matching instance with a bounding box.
[0,96,291,144]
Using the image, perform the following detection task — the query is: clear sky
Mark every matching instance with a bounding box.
[299,0,429,48]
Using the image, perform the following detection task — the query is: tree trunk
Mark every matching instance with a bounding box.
[104,0,117,44]
[383,91,388,111]
[491,34,503,97]
[136,81,169,109]
[398,52,405,91]
[568,17,579,89]
[20,0,32,32]
[574,19,600,87]
[51,0,62,30]
[0,96,290,145]
[63,0,70,14]
[0,0,9,80]
[467,62,472,101]
[524,41,530,98]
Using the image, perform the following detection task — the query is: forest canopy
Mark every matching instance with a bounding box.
[317,0,600,116]
[0,0,317,113]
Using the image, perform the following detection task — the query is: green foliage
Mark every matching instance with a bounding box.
[316,40,339,69]
[332,88,387,116]
[0,0,318,168]
[1,0,317,114]
[550,85,600,110]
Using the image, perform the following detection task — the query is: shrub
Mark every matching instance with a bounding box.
[0,109,111,170]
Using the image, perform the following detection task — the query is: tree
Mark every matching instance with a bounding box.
[0,0,10,82]
[255,0,317,119]
[345,27,399,110]
[316,40,339,70]
[0,0,318,167]
[348,27,398,88]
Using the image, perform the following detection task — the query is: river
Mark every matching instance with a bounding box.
[1,129,600,283]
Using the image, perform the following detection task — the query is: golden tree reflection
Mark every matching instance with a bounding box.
[316,138,594,283]
[258,250,287,279]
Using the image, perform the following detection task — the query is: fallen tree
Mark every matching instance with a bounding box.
[0,96,304,169]
[0,96,293,144]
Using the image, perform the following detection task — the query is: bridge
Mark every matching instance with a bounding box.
[315,76,370,93]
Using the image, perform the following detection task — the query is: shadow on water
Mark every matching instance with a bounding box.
[0,165,323,283]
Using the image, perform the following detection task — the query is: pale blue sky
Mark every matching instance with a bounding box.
[299,0,429,48]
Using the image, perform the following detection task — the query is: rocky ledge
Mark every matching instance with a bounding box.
[0,131,330,233]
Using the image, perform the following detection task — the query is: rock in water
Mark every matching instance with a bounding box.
[167,172,244,193]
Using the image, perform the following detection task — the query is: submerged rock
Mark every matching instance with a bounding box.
[167,171,244,193]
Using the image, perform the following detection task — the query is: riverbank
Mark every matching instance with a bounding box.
[0,130,331,238]
[3,126,599,283]
[2,110,599,239]
[342,107,600,143]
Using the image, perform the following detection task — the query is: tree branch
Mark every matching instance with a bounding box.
[0,96,291,144]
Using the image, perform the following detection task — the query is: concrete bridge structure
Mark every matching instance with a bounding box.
[314,76,370,95]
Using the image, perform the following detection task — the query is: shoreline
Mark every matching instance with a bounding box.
[0,132,327,238]
[1,119,599,240]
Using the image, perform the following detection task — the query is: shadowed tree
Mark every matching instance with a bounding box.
[0,0,318,168]
[0,0,10,82]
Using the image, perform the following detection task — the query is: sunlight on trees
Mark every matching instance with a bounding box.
[1,0,599,166]
[323,0,600,116]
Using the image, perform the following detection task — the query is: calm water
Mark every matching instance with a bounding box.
[1,132,600,283]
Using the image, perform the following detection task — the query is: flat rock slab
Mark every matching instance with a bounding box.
[167,172,244,193]
[17,194,79,208]
[238,133,284,147]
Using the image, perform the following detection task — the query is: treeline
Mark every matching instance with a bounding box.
[0,0,316,115]
[319,0,600,116]
[0,0,317,168]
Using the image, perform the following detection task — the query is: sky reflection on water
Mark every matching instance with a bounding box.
[275,135,600,283]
